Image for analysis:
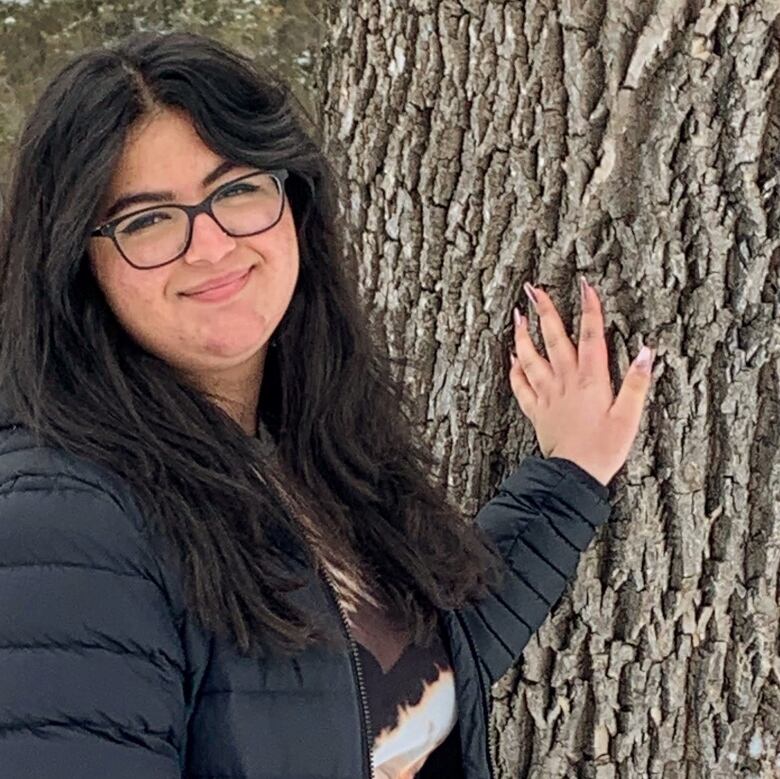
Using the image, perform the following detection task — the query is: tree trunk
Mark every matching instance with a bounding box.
[315,1,780,776]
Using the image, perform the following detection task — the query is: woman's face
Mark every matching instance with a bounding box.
[88,108,300,390]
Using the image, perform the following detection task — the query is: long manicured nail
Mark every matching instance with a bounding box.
[635,344,655,374]
[523,282,538,308]
[513,307,525,328]
[580,275,589,302]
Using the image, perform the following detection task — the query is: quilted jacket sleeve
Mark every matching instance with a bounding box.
[452,455,612,688]
[0,475,186,779]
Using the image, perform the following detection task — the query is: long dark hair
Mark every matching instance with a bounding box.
[0,30,508,659]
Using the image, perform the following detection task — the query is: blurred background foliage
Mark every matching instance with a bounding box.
[0,0,324,184]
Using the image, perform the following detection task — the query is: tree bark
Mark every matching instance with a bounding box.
[316,1,780,776]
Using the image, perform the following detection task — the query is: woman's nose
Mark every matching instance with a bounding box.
[183,211,238,263]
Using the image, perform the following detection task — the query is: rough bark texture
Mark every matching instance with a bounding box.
[316,1,780,776]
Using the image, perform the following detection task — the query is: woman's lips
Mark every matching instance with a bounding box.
[182,267,253,302]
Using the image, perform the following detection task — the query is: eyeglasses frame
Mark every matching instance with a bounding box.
[89,168,290,270]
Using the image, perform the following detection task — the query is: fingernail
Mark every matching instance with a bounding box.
[635,345,654,373]
[510,352,517,367]
[523,282,538,308]
[580,275,589,302]
[513,307,525,328]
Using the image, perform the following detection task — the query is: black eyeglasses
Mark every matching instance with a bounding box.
[90,168,289,270]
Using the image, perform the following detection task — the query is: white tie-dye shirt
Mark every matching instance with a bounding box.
[333,577,459,779]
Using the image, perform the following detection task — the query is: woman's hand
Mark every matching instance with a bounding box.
[508,277,655,488]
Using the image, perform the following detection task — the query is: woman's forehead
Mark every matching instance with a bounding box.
[100,112,245,216]
[111,110,212,184]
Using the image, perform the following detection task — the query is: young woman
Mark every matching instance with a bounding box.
[0,31,654,779]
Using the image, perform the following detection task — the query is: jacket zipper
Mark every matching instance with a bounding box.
[317,564,376,779]
[457,616,497,779]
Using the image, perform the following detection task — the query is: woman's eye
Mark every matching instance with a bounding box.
[218,184,257,199]
[120,212,168,235]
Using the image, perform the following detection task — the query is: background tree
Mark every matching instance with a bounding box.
[0,0,322,184]
[314,2,780,777]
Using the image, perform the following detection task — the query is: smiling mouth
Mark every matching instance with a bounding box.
[180,266,254,302]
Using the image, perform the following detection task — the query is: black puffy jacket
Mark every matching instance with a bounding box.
[0,407,611,779]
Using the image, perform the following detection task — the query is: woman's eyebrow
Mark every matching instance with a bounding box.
[102,160,239,221]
